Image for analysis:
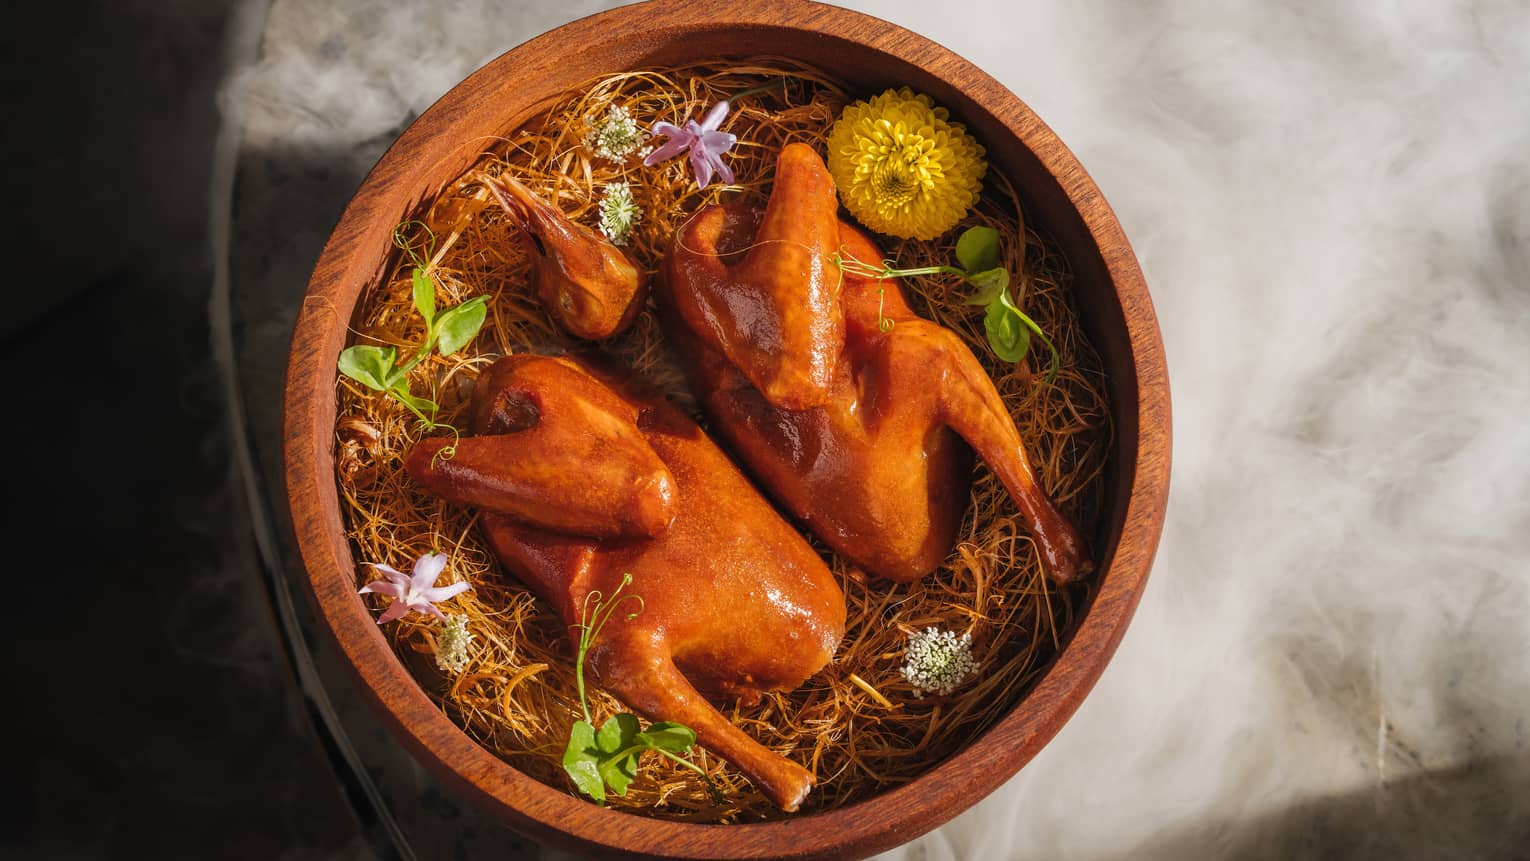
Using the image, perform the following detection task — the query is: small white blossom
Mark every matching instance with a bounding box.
[435,614,474,674]
[900,627,978,698]
[583,104,647,163]
[597,182,642,246]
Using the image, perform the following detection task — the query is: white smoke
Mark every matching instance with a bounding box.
[228,0,616,151]
[228,0,1530,856]
[864,1,1530,858]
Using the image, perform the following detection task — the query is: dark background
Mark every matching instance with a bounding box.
[4,2,370,856]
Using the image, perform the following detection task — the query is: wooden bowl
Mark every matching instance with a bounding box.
[283,1,1170,857]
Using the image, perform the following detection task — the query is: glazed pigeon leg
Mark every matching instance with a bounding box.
[661,146,1089,583]
[586,638,817,811]
[665,143,843,409]
[484,174,648,340]
[839,231,1090,582]
[406,354,844,811]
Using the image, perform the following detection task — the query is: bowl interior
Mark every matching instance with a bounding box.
[284,3,1167,858]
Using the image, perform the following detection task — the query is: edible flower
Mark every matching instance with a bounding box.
[358,552,470,624]
[643,101,737,189]
[597,181,642,246]
[900,626,978,697]
[826,87,986,240]
[583,104,649,163]
[435,614,474,674]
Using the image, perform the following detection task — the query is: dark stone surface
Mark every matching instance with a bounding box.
[2,2,369,857]
[227,132,545,859]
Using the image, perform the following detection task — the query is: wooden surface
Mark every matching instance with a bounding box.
[282,0,1171,858]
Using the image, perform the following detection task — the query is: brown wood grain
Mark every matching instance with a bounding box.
[282,1,1171,858]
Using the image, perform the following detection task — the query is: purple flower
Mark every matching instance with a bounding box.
[643,101,737,189]
[358,552,470,624]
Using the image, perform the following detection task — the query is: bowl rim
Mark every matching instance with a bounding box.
[283,1,1170,858]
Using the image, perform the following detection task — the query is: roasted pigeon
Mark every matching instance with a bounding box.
[485,174,647,340]
[661,143,1090,583]
[406,353,844,811]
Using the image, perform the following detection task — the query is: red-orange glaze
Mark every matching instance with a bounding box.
[406,358,676,539]
[485,174,648,340]
[661,149,1090,584]
[664,143,843,409]
[406,354,845,811]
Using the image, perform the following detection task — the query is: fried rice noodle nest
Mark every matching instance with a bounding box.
[335,57,1112,822]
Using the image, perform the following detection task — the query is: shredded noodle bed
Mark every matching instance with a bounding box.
[334,58,1112,821]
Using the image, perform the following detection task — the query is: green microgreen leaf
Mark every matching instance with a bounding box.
[1017,312,1062,382]
[562,720,605,802]
[337,345,398,392]
[598,752,639,797]
[412,268,436,328]
[955,226,1001,273]
[984,290,1031,363]
[391,387,441,430]
[637,722,697,753]
[337,221,494,430]
[385,365,409,390]
[388,383,438,416]
[828,227,1061,383]
[562,576,713,804]
[963,267,1010,306]
[597,713,640,755]
[434,296,489,357]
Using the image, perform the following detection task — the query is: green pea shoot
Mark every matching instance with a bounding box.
[561,573,713,803]
[337,222,489,429]
[834,226,1060,380]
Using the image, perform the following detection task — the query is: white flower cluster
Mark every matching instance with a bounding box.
[435,614,474,675]
[900,627,977,698]
[598,182,643,246]
[583,104,649,163]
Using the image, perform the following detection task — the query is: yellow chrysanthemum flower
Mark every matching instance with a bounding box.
[826,87,986,240]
